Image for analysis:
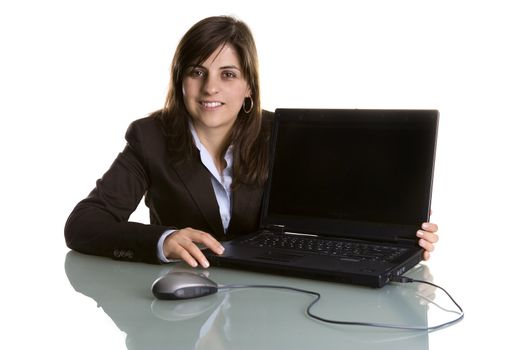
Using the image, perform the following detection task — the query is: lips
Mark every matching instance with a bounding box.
[200,101,223,108]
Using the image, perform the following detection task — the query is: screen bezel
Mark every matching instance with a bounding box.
[260,108,439,243]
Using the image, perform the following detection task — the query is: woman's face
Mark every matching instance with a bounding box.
[182,44,251,136]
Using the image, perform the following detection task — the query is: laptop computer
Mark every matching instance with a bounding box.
[205,108,439,287]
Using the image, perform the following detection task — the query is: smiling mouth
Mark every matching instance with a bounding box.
[200,101,224,108]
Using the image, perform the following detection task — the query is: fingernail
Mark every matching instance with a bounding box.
[416,230,424,237]
[218,246,225,254]
[202,260,210,268]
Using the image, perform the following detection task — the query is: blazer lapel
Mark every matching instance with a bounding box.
[228,182,265,238]
[172,157,224,235]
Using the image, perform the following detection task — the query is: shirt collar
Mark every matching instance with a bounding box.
[189,121,233,182]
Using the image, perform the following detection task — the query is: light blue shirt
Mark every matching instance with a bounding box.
[156,122,233,262]
[189,123,233,231]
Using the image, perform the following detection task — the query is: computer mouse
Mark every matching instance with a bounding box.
[151,271,219,300]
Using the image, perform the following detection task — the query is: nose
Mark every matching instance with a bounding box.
[202,74,219,95]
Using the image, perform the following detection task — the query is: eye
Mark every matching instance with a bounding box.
[222,71,237,79]
[189,68,206,78]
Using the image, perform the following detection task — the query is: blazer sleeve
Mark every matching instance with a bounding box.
[64,119,172,264]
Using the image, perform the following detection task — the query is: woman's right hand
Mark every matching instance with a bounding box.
[163,227,225,268]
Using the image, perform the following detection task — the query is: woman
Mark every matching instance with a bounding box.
[65,16,439,268]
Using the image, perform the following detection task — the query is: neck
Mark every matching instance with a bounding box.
[192,124,231,172]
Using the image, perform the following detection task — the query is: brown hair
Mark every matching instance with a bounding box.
[156,16,268,187]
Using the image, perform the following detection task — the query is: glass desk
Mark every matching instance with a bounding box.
[63,251,457,350]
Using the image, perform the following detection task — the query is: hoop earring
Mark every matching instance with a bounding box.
[243,96,254,114]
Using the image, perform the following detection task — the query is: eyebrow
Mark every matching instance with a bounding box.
[191,64,241,71]
[219,65,241,71]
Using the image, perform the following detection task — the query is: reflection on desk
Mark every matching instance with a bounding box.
[64,251,431,350]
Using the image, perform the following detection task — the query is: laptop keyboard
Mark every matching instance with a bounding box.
[240,232,409,263]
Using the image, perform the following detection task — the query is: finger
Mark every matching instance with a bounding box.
[185,228,225,255]
[422,250,431,261]
[171,242,199,268]
[421,222,438,232]
[177,239,211,268]
[418,238,435,253]
[165,228,224,268]
[417,230,439,243]
[164,230,211,267]
[178,228,226,267]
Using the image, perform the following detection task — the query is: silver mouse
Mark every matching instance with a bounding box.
[151,271,219,300]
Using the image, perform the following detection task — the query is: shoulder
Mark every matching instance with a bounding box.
[122,112,169,163]
[126,112,165,141]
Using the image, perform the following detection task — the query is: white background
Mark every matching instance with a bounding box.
[1,0,523,348]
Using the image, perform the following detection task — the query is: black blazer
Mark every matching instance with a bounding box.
[65,112,273,264]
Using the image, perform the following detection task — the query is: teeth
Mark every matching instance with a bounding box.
[201,101,222,108]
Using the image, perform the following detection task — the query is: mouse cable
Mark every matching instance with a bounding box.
[217,277,464,332]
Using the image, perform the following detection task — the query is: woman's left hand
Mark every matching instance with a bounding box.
[417,222,439,260]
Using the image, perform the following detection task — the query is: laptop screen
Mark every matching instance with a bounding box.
[263,109,439,241]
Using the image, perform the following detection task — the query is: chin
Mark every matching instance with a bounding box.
[194,114,237,129]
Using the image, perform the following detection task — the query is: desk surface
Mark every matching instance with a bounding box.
[63,251,445,350]
[2,244,523,349]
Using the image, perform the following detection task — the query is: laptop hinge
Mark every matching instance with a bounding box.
[267,225,320,237]
[395,236,418,245]
[268,224,285,234]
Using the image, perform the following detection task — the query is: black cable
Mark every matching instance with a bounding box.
[218,278,464,331]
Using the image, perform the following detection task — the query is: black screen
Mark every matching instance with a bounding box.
[266,109,438,233]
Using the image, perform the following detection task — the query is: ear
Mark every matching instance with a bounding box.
[245,86,252,98]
